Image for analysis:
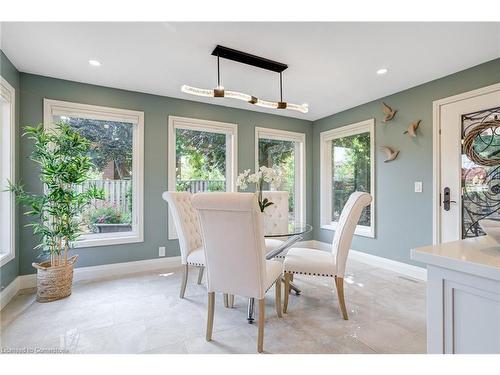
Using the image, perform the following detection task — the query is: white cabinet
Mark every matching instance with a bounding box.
[412,236,500,354]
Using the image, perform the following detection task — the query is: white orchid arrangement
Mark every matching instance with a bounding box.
[236,166,284,212]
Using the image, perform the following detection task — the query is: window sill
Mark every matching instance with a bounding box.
[320,223,375,238]
[73,232,143,248]
[0,252,15,267]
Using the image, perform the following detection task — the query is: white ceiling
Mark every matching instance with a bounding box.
[1,22,499,121]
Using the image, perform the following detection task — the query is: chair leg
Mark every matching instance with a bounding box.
[228,294,234,308]
[197,267,204,285]
[275,278,282,318]
[179,264,189,299]
[206,292,215,341]
[335,276,348,320]
[223,293,229,308]
[258,298,265,353]
[283,273,292,313]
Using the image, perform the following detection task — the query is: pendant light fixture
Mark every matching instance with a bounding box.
[181,45,308,114]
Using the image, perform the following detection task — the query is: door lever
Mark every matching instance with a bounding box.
[443,187,456,211]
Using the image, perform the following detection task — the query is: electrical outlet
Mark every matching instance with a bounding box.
[158,246,166,257]
[414,181,423,193]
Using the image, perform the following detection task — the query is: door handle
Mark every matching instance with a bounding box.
[443,187,456,211]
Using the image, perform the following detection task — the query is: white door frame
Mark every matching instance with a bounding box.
[432,82,500,244]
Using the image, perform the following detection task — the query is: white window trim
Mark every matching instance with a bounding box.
[0,76,16,266]
[320,118,375,238]
[43,99,144,248]
[255,126,306,224]
[167,116,238,239]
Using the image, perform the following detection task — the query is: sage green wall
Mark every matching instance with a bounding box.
[0,51,20,290]
[312,58,500,266]
[9,56,500,279]
[18,73,313,276]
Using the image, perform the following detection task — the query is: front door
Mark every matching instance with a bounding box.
[437,83,500,243]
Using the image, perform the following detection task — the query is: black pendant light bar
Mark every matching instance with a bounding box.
[211,45,288,73]
[181,45,308,113]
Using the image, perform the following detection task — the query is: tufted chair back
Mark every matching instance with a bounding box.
[192,192,268,299]
[331,192,372,277]
[260,191,289,236]
[162,191,203,264]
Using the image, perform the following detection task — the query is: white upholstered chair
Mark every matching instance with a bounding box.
[192,192,283,353]
[162,191,205,298]
[261,191,289,256]
[283,192,372,319]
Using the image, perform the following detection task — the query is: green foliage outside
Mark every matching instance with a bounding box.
[87,205,131,228]
[175,128,227,191]
[258,138,295,213]
[64,117,133,179]
[64,117,134,228]
[332,132,371,226]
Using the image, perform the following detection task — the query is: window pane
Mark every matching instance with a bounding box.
[331,132,371,226]
[0,96,12,255]
[258,138,296,219]
[175,128,227,193]
[54,115,134,235]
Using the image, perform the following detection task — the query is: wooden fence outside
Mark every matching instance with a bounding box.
[177,179,226,193]
[75,179,132,213]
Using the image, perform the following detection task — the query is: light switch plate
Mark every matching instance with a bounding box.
[414,181,423,193]
[159,246,166,257]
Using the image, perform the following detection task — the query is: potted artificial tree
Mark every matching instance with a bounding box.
[9,123,104,302]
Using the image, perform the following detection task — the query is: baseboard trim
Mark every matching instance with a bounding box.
[1,256,182,310]
[297,240,427,281]
[0,277,21,310]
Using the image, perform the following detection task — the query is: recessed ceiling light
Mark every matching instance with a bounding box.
[377,68,388,75]
[88,59,101,67]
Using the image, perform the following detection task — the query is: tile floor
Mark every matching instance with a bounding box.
[0,259,426,354]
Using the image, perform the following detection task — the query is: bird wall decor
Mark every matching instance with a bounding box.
[380,146,400,162]
[382,102,397,122]
[404,120,421,138]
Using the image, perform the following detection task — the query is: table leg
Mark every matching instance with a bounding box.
[247,298,255,323]
[246,282,300,323]
[289,281,301,295]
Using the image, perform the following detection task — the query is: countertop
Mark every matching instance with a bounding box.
[411,235,500,280]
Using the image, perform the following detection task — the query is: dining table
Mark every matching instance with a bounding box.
[246,221,313,323]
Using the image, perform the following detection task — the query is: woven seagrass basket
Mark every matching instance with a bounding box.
[33,255,78,303]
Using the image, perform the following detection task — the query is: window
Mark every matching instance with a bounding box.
[320,119,375,237]
[168,116,237,238]
[0,76,15,266]
[44,99,144,247]
[255,127,306,223]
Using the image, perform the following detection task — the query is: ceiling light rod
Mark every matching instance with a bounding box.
[214,52,224,97]
[181,45,308,114]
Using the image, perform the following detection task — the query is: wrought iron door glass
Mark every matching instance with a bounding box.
[461,107,500,238]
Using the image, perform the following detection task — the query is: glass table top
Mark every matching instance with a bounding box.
[264,222,313,238]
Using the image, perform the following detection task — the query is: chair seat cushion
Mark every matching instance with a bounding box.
[186,247,205,267]
[283,247,336,277]
[265,260,283,291]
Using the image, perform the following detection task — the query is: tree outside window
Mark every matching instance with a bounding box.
[55,116,134,235]
[258,138,296,218]
[332,132,371,226]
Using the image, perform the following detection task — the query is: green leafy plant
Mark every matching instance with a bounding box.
[7,123,105,267]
